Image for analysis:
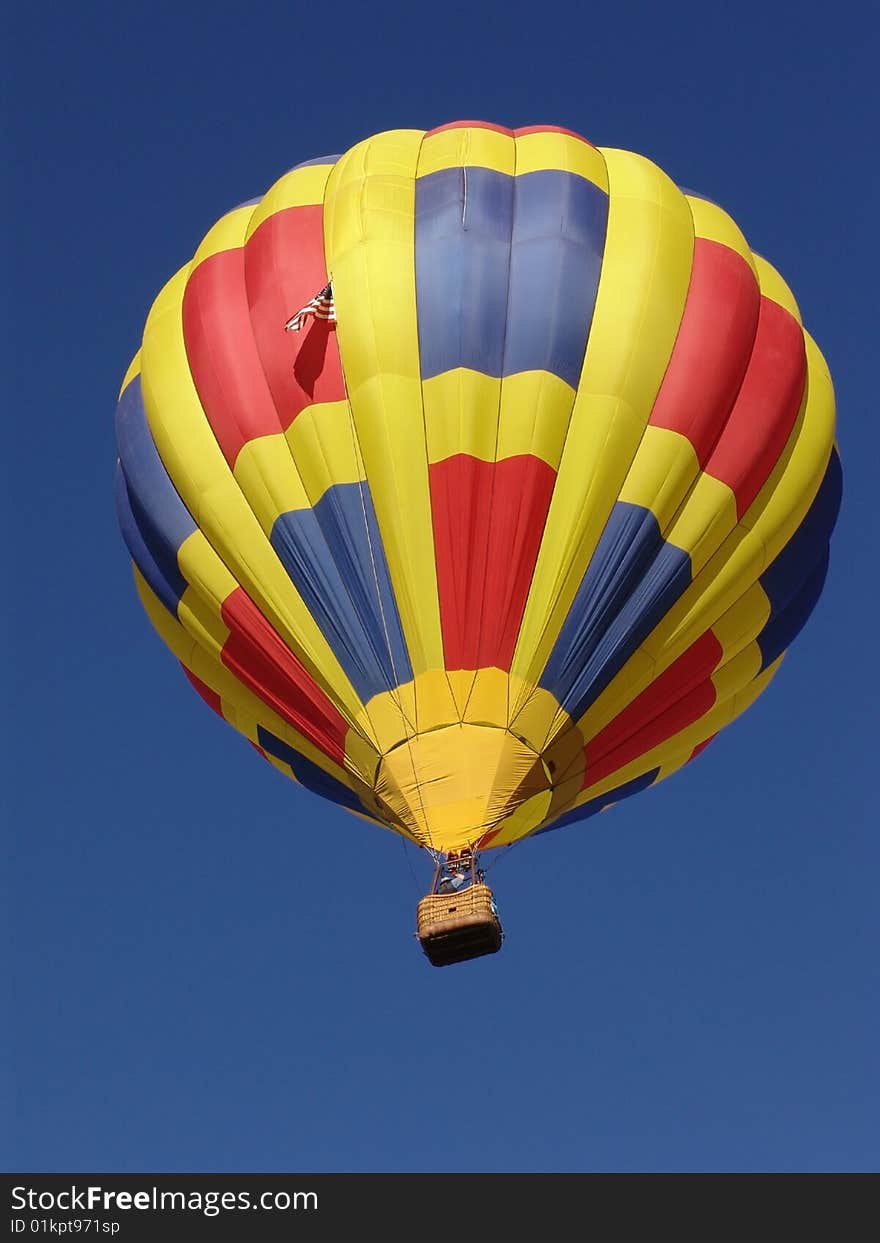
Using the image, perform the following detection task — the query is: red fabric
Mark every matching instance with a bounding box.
[182,201,347,465]
[688,734,717,762]
[702,296,806,516]
[424,121,596,148]
[430,454,556,670]
[514,124,595,147]
[244,204,345,429]
[583,631,724,787]
[182,246,283,466]
[219,588,348,764]
[182,665,224,717]
[426,120,514,137]
[649,238,761,465]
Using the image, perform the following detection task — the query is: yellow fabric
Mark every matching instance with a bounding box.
[119,124,837,858]
[510,148,695,704]
[324,129,446,677]
[139,265,366,727]
[375,723,550,849]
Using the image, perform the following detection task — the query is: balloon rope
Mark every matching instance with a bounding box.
[480,840,518,877]
[399,833,424,895]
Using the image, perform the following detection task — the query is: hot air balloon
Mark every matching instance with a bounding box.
[115,121,840,966]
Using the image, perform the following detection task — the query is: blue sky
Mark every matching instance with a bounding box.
[5,0,877,1172]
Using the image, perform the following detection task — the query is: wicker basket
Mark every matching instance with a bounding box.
[416,883,503,967]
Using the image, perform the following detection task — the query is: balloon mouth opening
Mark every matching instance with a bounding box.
[372,722,552,852]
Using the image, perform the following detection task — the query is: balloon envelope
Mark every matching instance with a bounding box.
[115,121,840,853]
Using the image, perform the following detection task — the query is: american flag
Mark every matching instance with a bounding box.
[284,282,336,332]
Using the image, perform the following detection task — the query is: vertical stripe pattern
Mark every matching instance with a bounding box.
[116,123,840,853]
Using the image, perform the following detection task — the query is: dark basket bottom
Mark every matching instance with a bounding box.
[418,915,504,967]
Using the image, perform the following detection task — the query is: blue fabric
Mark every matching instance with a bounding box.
[115,375,197,611]
[271,482,412,703]
[758,553,830,670]
[537,769,659,834]
[290,154,341,169]
[677,184,721,207]
[416,166,513,379]
[541,503,692,721]
[415,167,607,386]
[504,170,608,386]
[114,465,187,615]
[756,449,841,669]
[257,726,366,814]
[759,449,841,616]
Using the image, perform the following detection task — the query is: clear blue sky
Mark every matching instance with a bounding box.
[4,0,877,1173]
